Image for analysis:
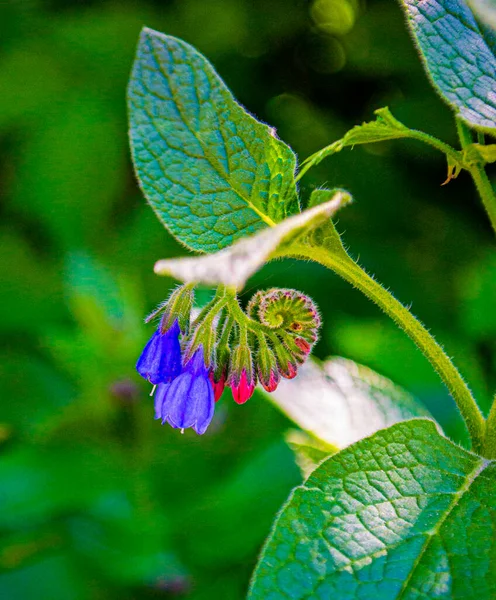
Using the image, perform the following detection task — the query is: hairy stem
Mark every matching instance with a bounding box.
[456,117,496,235]
[290,243,486,453]
[483,395,496,459]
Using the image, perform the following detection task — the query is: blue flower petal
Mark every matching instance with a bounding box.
[185,347,208,376]
[154,383,170,420]
[136,320,182,384]
[136,330,162,381]
[156,347,215,435]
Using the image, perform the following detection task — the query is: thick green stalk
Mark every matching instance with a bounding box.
[456,117,496,235]
[483,395,496,458]
[290,243,486,453]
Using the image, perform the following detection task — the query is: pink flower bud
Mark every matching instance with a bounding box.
[260,370,279,393]
[294,337,311,355]
[231,369,256,404]
[209,371,226,402]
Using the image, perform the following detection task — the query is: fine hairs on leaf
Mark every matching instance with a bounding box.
[128,28,299,254]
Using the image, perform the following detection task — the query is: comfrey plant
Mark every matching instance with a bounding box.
[128,0,496,597]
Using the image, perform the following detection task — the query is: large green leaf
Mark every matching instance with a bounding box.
[250,419,496,599]
[400,0,496,131]
[128,28,299,253]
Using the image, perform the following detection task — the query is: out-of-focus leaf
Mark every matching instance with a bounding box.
[268,356,430,449]
[0,230,65,334]
[457,251,496,338]
[10,94,125,250]
[180,441,300,567]
[0,555,88,600]
[400,0,496,131]
[128,27,299,253]
[250,419,496,599]
[154,193,350,289]
[0,446,126,529]
[0,352,74,436]
[468,0,496,33]
[66,491,182,586]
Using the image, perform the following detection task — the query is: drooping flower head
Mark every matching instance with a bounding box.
[154,347,214,435]
[136,319,182,384]
[137,284,320,432]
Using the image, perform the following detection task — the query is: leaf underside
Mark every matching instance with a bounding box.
[250,419,496,600]
[401,0,496,131]
[269,357,430,450]
[128,28,299,253]
[153,192,351,289]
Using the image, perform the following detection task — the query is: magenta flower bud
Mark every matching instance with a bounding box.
[209,370,226,402]
[273,341,298,380]
[256,340,280,393]
[282,362,297,380]
[228,343,255,404]
[260,370,279,393]
[231,370,256,404]
[294,337,311,355]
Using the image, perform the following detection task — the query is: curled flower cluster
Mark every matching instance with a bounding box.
[136,285,320,434]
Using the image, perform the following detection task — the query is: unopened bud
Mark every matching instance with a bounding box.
[228,343,255,404]
[256,337,280,393]
[272,339,298,379]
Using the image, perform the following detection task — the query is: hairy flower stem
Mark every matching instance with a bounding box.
[191,288,227,328]
[291,243,486,453]
[456,117,496,236]
[223,287,275,335]
[482,395,496,459]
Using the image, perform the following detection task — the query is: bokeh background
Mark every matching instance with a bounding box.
[1,0,495,598]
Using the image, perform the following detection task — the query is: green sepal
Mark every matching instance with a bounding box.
[227,343,254,386]
[272,337,298,380]
[256,335,280,393]
[184,318,217,367]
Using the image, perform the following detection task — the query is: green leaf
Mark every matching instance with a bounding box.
[400,0,496,131]
[268,357,430,450]
[297,108,464,181]
[153,192,351,289]
[298,108,411,177]
[128,27,299,253]
[250,419,496,599]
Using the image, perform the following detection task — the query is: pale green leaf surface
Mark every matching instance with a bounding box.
[154,192,351,289]
[128,28,299,253]
[268,357,430,449]
[250,419,496,599]
[401,0,496,131]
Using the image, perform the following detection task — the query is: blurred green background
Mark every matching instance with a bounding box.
[1,0,495,598]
